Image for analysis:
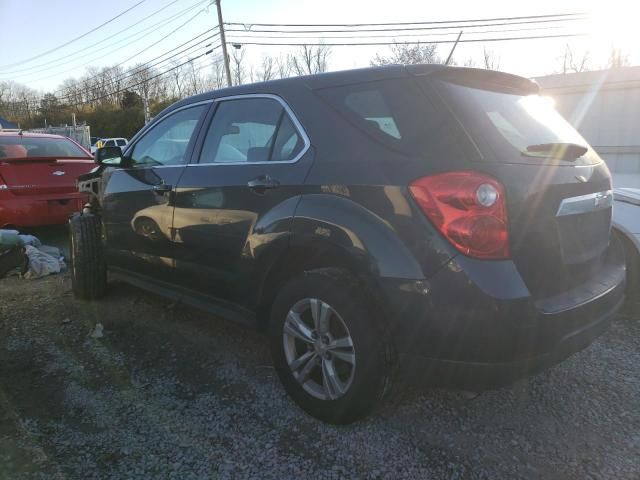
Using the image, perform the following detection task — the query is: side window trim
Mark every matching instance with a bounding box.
[122,100,213,168]
[192,93,310,166]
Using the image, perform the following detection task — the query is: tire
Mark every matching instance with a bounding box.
[615,230,640,316]
[269,269,390,424]
[69,214,107,300]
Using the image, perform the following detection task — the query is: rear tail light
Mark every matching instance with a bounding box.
[409,171,509,259]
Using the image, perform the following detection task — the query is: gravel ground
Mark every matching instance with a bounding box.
[1,268,639,479]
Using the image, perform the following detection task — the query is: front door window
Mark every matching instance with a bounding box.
[129,105,206,167]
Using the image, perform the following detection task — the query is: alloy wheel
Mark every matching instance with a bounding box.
[282,298,356,400]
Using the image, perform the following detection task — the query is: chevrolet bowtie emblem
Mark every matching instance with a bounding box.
[52,170,65,176]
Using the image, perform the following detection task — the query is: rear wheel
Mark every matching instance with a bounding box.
[269,269,389,424]
[69,214,107,300]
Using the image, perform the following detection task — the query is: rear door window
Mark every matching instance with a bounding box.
[199,97,305,163]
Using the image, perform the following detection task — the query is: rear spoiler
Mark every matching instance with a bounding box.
[409,65,539,95]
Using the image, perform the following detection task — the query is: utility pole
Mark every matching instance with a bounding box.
[215,0,232,87]
[445,31,463,66]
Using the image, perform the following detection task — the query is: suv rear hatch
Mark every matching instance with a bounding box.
[425,68,616,300]
[315,68,619,302]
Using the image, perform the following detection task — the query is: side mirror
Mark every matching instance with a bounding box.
[95,146,123,166]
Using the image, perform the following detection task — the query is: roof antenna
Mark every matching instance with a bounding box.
[445,30,463,66]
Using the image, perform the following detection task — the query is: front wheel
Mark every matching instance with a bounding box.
[269,269,389,424]
[69,214,107,300]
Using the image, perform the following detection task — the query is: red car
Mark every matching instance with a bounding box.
[0,132,95,227]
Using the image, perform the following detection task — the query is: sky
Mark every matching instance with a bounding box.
[0,0,638,93]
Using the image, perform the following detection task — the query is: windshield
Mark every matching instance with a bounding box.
[0,136,90,159]
[435,80,598,165]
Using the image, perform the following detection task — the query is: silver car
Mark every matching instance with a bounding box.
[613,188,640,314]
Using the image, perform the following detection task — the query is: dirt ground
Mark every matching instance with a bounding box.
[1,237,639,479]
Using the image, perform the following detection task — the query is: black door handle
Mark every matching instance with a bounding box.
[247,175,280,193]
[153,183,172,193]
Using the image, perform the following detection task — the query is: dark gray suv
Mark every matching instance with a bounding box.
[71,65,625,423]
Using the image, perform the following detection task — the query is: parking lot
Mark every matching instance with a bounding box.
[1,231,639,480]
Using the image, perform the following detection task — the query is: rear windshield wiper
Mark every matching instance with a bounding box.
[523,142,588,160]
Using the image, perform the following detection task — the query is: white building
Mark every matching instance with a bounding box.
[535,66,640,188]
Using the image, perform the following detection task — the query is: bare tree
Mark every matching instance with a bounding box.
[0,82,40,124]
[184,61,204,95]
[289,45,331,75]
[558,44,590,73]
[230,48,246,86]
[255,55,276,82]
[608,47,630,69]
[169,60,186,98]
[128,64,163,107]
[482,47,501,70]
[275,54,292,79]
[208,59,227,90]
[371,42,441,66]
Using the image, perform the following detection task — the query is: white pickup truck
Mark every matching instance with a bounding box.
[90,137,128,155]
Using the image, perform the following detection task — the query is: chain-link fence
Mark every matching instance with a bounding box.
[27,125,92,149]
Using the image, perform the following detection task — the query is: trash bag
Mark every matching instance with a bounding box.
[18,234,41,247]
[0,230,24,249]
[23,245,64,279]
[0,246,27,278]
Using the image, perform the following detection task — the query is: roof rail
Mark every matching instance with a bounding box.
[0,128,22,133]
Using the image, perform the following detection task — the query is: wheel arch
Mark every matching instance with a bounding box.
[612,223,640,258]
[255,193,426,331]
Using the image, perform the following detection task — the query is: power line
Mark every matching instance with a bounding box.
[224,16,586,35]
[103,8,212,76]
[50,11,213,97]
[57,32,220,101]
[226,24,574,41]
[68,46,220,106]
[226,32,589,47]
[0,0,149,69]
[224,12,587,28]
[57,35,219,102]
[1,0,209,77]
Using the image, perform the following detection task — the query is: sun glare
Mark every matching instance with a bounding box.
[589,1,640,55]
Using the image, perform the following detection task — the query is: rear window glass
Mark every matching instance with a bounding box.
[0,136,89,159]
[316,78,456,156]
[434,80,594,162]
[343,89,402,139]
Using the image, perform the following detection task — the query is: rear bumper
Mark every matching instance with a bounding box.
[0,193,87,227]
[381,248,626,389]
[396,281,622,389]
